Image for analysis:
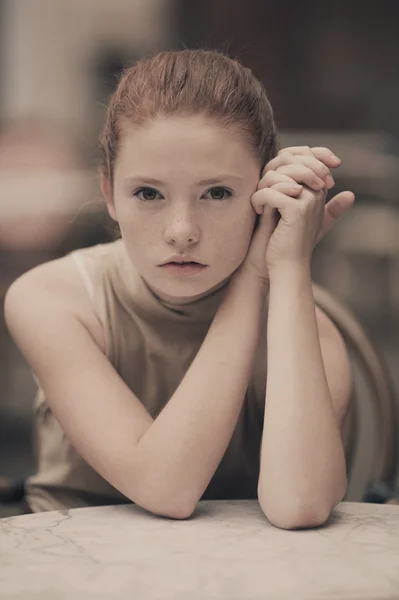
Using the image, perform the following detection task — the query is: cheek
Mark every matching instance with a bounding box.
[216,209,256,258]
[116,203,154,238]
[232,204,257,241]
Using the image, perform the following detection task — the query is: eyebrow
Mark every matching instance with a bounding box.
[124,175,244,186]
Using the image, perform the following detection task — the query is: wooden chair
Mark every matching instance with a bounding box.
[313,284,399,501]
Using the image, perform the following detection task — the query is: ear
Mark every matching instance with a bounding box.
[100,172,117,222]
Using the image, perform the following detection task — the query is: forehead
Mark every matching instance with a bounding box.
[114,115,260,178]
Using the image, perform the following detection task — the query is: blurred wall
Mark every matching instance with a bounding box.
[175,0,399,136]
[0,0,174,139]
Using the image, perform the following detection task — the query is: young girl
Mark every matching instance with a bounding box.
[5,49,355,529]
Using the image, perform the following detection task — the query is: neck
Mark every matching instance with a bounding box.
[142,273,235,307]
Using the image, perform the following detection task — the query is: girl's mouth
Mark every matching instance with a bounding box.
[160,262,208,276]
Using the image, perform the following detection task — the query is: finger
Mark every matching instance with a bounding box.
[251,187,299,215]
[258,169,303,190]
[255,203,278,238]
[274,164,325,190]
[280,146,341,168]
[311,147,341,167]
[281,145,341,167]
[281,155,335,189]
[270,182,303,196]
[263,150,306,175]
[252,182,303,214]
[278,146,314,156]
[316,191,355,243]
[248,203,279,261]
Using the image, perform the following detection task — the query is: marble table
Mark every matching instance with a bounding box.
[1,500,398,599]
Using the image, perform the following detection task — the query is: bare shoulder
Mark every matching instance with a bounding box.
[4,252,105,351]
[4,252,156,507]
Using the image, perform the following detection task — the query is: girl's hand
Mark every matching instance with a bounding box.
[243,146,355,283]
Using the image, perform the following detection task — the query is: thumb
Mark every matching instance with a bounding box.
[316,191,355,244]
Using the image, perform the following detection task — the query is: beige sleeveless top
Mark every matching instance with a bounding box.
[26,240,268,512]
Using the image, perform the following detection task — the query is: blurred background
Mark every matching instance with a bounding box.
[0,0,399,511]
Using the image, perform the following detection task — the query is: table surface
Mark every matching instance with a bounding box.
[1,500,398,600]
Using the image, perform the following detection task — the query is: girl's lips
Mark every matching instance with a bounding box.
[160,263,208,276]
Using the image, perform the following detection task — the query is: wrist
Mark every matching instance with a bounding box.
[235,262,270,296]
[268,261,312,286]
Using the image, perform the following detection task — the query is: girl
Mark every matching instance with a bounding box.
[4,49,355,529]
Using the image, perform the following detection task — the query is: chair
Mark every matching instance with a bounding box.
[313,284,399,501]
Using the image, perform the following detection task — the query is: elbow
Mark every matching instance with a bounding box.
[259,495,333,530]
[129,483,197,520]
[274,504,332,530]
[127,461,198,520]
[150,502,196,520]
[258,473,347,530]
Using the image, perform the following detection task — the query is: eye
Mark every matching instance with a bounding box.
[133,187,163,201]
[202,187,232,201]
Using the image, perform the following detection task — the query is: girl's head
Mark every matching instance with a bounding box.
[100,49,278,302]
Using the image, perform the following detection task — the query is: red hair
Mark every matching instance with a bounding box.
[100,49,278,182]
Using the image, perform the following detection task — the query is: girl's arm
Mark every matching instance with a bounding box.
[249,147,354,529]
[257,264,351,530]
[4,260,266,519]
[130,263,268,516]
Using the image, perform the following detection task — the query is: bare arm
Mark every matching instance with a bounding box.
[248,146,354,529]
[257,265,351,529]
[5,262,266,518]
[133,265,267,515]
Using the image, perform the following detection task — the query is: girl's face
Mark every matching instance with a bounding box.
[103,115,261,303]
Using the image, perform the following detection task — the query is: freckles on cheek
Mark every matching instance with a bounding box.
[120,209,156,235]
[234,209,257,237]
[216,229,247,258]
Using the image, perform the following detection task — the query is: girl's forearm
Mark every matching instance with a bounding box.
[134,265,267,518]
[258,265,346,529]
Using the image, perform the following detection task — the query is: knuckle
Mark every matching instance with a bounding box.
[256,176,267,190]
[256,188,269,201]
[262,163,272,176]
[312,146,329,154]
[277,164,296,175]
[326,201,340,219]
[302,167,315,178]
[303,195,315,207]
[264,170,276,184]
[266,187,278,198]
[320,165,330,177]
[278,150,292,162]
[272,182,287,191]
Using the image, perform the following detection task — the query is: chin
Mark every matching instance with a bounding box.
[149,269,232,303]
[153,278,212,300]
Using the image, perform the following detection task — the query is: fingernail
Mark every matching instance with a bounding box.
[330,153,341,162]
[326,174,335,187]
